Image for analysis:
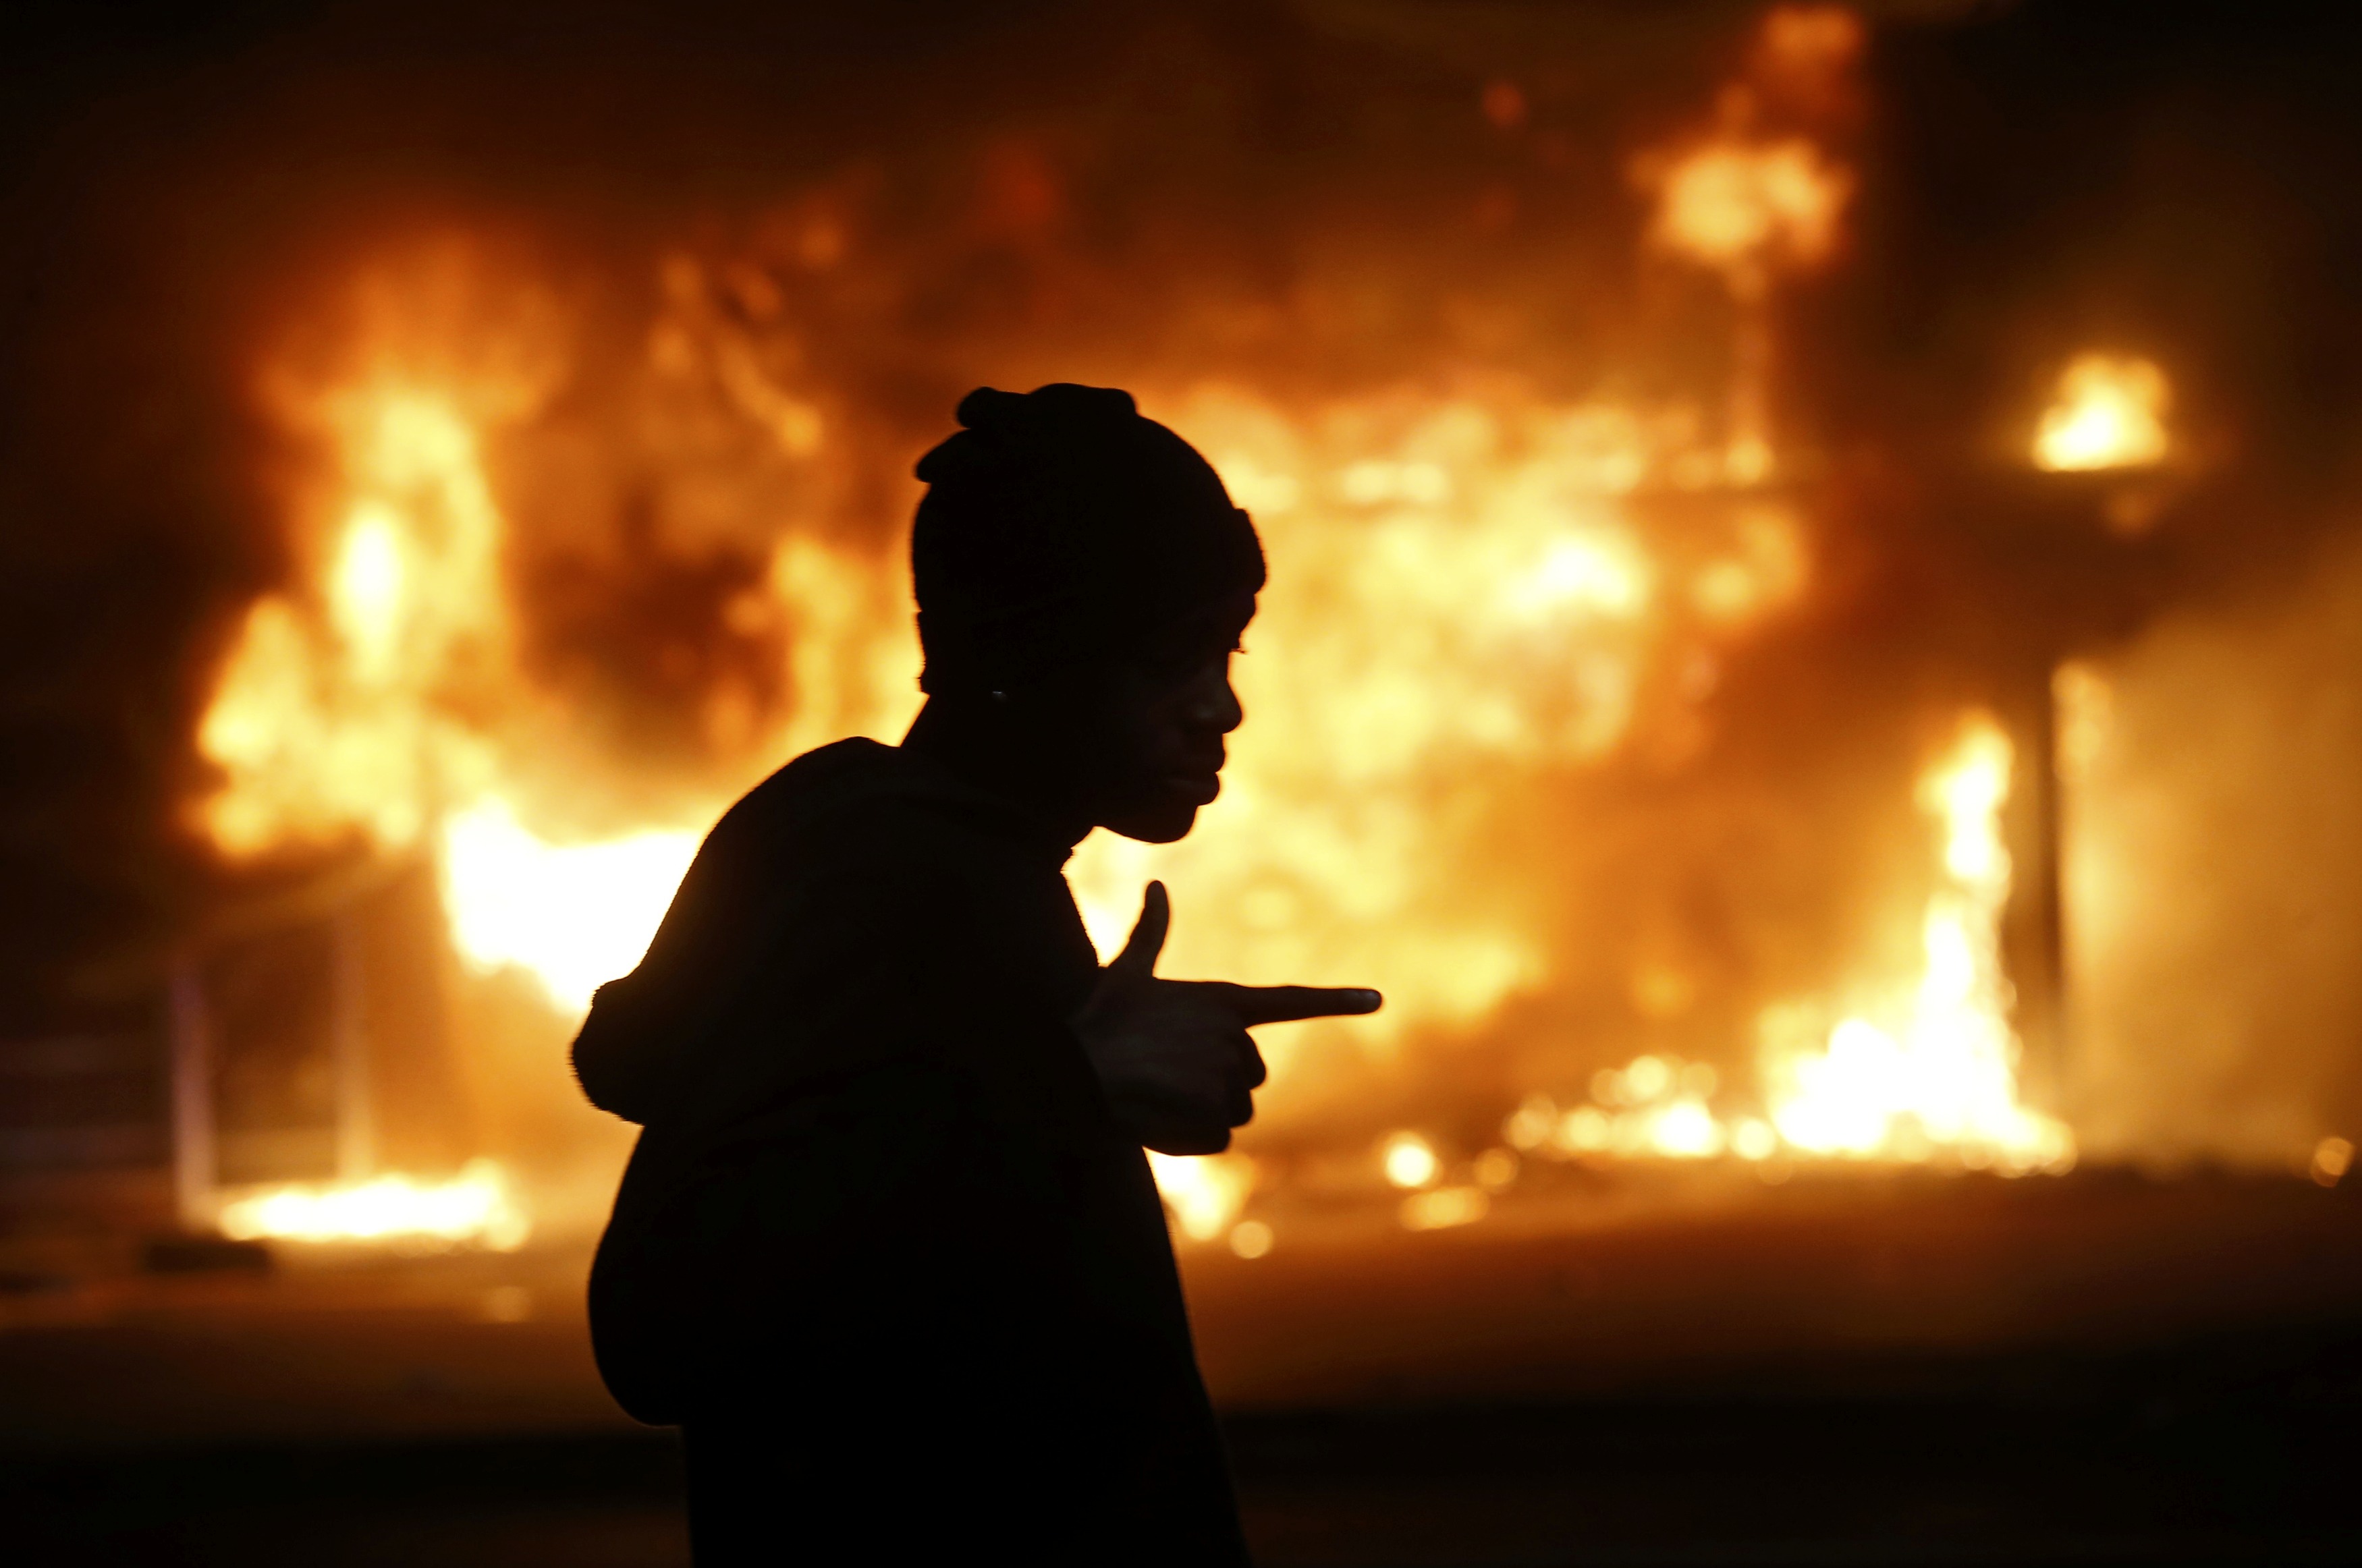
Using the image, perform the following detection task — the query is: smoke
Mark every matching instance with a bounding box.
[2065,529,2362,1171]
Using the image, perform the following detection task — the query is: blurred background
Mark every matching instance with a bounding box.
[7,1,2362,1561]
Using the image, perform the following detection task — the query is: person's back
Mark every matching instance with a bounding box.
[574,385,1379,1563]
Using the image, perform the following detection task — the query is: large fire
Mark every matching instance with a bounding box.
[1502,717,2072,1184]
[184,5,2077,1248]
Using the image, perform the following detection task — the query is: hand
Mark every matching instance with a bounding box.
[1071,881,1382,1154]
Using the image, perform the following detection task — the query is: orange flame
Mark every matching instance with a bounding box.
[1761,716,2072,1171]
[188,12,2084,1260]
[198,391,510,857]
[1070,387,1811,1066]
[1493,714,2075,1181]
[216,1158,529,1250]
[2033,354,2171,472]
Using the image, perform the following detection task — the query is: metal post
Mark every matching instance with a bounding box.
[2001,661,2068,1117]
[167,954,216,1231]
[331,909,374,1183]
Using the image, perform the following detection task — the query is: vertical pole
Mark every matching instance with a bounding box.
[2002,657,2068,1117]
[167,953,215,1232]
[331,908,374,1184]
[2037,663,2069,1111]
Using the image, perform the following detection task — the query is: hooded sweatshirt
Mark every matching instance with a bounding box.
[575,737,1246,1563]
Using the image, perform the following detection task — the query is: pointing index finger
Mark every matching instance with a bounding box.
[1217,984,1385,1028]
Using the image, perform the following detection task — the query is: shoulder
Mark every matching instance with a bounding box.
[719,738,1059,889]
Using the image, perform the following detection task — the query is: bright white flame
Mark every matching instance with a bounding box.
[1507,533,1651,621]
[1762,715,2075,1171]
[440,797,701,1012]
[217,1158,529,1250]
[2033,354,2170,472]
[330,504,408,682]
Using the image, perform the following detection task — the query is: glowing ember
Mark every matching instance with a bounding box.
[2033,354,2171,472]
[1400,1185,1489,1231]
[1380,1130,1440,1189]
[216,1158,530,1250]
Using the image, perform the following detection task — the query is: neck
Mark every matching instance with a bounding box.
[902,695,1096,849]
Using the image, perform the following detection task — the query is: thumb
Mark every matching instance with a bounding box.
[1108,880,1170,982]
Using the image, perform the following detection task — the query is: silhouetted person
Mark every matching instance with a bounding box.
[574,385,1381,1563]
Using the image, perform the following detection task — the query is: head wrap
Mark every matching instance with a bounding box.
[911,384,1265,696]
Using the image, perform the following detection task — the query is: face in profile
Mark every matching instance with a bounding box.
[1080,590,1255,844]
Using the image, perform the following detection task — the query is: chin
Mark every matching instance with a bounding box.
[1104,802,1201,844]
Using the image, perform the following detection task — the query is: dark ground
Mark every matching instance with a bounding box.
[12,1330,2362,1567]
[8,1169,2362,1565]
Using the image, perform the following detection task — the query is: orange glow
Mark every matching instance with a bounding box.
[1498,715,2074,1176]
[1400,1185,1489,1231]
[1380,1130,1440,1189]
[2033,354,2171,472]
[1637,7,1859,293]
[215,1158,529,1250]
[194,378,709,1011]
[1147,1151,1258,1242]
[195,388,512,859]
[439,800,703,1012]
[1752,5,1866,117]
[1759,716,2075,1172]
[1228,1219,1275,1258]
[184,9,2102,1250]
[1646,138,1852,285]
[1068,387,1811,1057]
[194,264,918,1022]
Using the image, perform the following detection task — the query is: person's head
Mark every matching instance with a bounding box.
[910,385,1263,843]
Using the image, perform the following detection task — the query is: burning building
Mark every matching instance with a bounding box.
[6,0,2362,1487]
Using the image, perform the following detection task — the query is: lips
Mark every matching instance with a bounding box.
[1163,771,1222,806]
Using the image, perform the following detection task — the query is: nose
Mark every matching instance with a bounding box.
[1185,662,1244,734]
